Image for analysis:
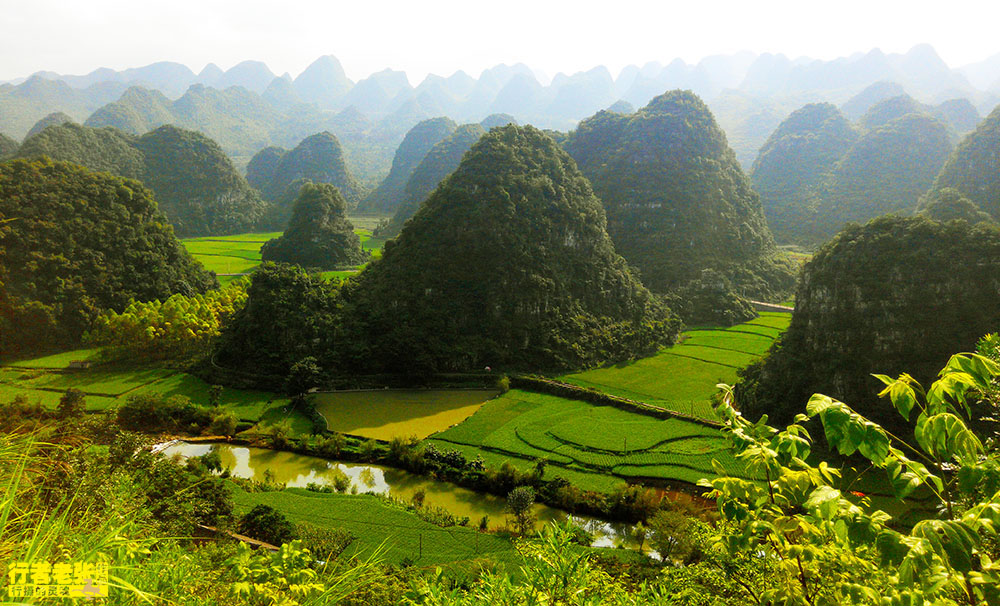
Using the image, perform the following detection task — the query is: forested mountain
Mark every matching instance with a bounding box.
[337,125,678,374]
[356,117,456,214]
[85,84,282,160]
[17,122,147,178]
[751,103,859,245]
[249,132,361,229]
[926,105,1000,220]
[0,157,216,356]
[858,94,927,130]
[933,98,981,133]
[16,123,265,236]
[565,90,795,302]
[480,114,518,129]
[816,112,952,237]
[917,188,993,223]
[260,183,367,269]
[736,216,1000,434]
[261,77,303,111]
[840,81,907,121]
[218,126,679,376]
[135,126,267,235]
[0,134,17,158]
[382,123,485,236]
[84,86,175,135]
[25,112,76,140]
[293,55,353,109]
[245,146,286,192]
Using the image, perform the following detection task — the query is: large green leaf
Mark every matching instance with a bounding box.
[914,412,983,461]
[806,394,890,464]
[911,519,978,573]
[874,373,919,421]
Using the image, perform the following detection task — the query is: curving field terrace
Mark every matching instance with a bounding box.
[426,313,792,491]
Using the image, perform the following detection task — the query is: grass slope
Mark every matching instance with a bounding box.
[0,349,290,422]
[227,484,519,567]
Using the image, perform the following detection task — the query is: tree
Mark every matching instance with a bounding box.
[647,510,693,563]
[87,283,246,363]
[506,486,536,535]
[208,410,238,437]
[212,263,342,378]
[57,388,86,418]
[285,357,322,396]
[208,384,224,408]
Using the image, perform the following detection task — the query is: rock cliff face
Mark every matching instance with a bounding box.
[737,215,1000,433]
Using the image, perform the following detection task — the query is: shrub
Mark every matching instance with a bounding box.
[117,393,209,433]
[57,388,86,418]
[208,410,238,437]
[238,504,297,546]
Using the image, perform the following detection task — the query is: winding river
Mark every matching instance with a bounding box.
[161,441,648,550]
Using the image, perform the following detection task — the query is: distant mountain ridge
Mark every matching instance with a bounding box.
[3,44,998,178]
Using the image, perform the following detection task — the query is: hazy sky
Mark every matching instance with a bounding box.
[2,0,999,83]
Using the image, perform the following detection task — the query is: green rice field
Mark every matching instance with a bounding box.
[181,224,383,285]
[314,389,498,440]
[3,312,792,494]
[427,389,753,493]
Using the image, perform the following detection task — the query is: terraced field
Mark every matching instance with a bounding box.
[560,313,790,419]
[181,223,382,285]
[428,389,755,493]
